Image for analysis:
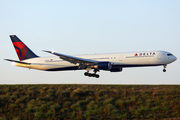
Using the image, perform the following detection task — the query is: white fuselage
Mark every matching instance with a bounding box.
[14,50,177,71]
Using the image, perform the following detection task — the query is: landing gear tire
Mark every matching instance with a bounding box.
[95,74,99,78]
[163,65,167,72]
[84,72,89,76]
[84,72,100,78]
[88,74,92,77]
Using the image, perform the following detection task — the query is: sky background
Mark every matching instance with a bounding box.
[1,0,180,84]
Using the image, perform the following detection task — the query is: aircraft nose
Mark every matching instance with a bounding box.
[174,56,177,61]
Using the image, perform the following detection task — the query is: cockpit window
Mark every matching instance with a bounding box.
[167,54,173,56]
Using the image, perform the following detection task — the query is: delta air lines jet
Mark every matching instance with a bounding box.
[5,35,177,78]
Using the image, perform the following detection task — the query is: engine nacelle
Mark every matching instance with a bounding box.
[110,67,123,72]
[92,62,123,72]
[96,62,112,70]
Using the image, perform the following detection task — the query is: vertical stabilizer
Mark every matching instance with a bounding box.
[10,35,38,61]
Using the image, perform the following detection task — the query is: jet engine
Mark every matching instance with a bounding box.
[92,62,112,70]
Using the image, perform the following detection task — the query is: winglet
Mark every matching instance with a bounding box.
[43,50,55,54]
[42,50,51,53]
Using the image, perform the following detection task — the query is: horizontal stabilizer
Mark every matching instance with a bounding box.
[4,59,31,65]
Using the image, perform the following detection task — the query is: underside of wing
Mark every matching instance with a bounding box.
[43,50,98,66]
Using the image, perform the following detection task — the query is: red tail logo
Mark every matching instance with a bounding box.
[13,42,29,61]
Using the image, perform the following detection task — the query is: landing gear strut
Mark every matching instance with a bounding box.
[163,65,167,72]
[84,69,100,78]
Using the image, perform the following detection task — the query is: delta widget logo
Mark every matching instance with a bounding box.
[134,52,155,57]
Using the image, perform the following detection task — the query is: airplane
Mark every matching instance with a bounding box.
[5,35,177,78]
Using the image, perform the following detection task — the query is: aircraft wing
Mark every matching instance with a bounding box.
[43,50,98,66]
[4,59,31,65]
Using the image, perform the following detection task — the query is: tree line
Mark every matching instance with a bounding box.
[0,84,180,119]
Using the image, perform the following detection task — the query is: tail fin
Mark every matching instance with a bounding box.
[10,35,38,61]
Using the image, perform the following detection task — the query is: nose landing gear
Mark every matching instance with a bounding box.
[163,65,167,72]
[84,69,100,78]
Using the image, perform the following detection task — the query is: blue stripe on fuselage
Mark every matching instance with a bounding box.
[112,64,165,68]
[45,66,79,71]
[45,64,165,71]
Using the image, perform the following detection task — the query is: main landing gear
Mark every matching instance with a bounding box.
[84,69,100,78]
[163,65,167,72]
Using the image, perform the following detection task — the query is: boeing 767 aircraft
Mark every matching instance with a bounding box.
[5,35,177,78]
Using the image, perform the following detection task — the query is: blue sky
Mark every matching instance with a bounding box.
[1,0,180,84]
